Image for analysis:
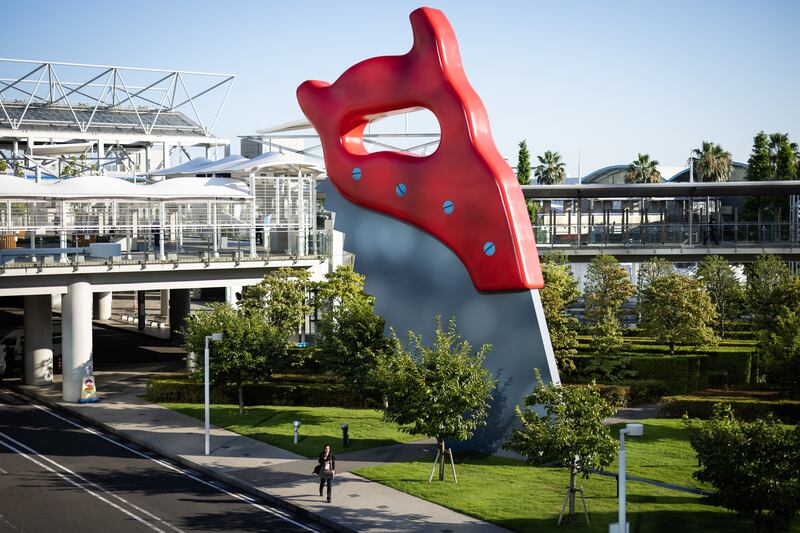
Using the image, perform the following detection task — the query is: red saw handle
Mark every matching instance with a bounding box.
[297,7,542,292]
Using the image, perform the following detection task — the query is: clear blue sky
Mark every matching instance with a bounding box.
[3,0,798,175]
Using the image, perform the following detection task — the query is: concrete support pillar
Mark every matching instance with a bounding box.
[23,294,53,386]
[59,200,68,263]
[137,290,146,332]
[62,281,92,402]
[225,285,243,308]
[97,140,105,175]
[158,202,166,260]
[144,144,150,173]
[169,289,191,341]
[249,173,258,257]
[160,289,169,317]
[93,291,112,320]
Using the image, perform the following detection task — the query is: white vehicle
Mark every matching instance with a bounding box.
[0,326,62,377]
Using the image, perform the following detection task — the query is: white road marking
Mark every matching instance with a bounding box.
[30,402,319,532]
[0,430,185,533]
[0,466,8,474]
[0,433,166,533]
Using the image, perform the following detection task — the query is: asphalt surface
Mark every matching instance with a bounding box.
[0,387,325,533]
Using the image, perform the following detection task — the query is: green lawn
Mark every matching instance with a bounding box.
[355,419,800,533]
[162,403,418,458]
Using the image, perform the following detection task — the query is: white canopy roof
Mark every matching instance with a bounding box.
[222,151,323,174]
[0,175,250,200]
[147,157,213,176]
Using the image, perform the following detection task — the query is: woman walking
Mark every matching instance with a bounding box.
[317,444,336,502]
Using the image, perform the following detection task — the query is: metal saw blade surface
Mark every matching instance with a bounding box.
[320,179,560,452]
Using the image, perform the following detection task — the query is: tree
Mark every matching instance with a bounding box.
[182,303,287,414]
[625,153,662,184]
[0,159,7,173]
[316,266,390,394]
[636,257,673,294]
[696,255,744,337]
[239,267,312,338]
[584,255,634,355]
[693,141,732,182]
[746,253,792,331]
[747,131,773,182]
[526,199,540,224]
[540,251,580,372]
[769,133,798,181]
[535,150,566,185]
[516,140,531,185]
[382,318,495,481]
[505,371,617,523]
[687,404,800,533]
[639,273,718,355]
[758,277,800,396]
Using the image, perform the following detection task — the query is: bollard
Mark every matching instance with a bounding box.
[341,423,350,448]
[293,420,301,444]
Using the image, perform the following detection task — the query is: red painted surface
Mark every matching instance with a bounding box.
[297,7,542,291]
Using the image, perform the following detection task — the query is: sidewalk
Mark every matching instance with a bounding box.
[12,371,509,533]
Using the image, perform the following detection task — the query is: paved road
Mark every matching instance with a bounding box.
[0,388,325,533]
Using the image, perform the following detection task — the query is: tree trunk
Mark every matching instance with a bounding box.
[568,461,577,520]
[438,436,446,482]
[238,382,244,415]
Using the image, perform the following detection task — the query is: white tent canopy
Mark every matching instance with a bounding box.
[0,175,250,200]
[146,157,213,176]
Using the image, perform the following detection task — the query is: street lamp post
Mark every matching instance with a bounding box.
[204,333,223,455]
[609,423,644,533]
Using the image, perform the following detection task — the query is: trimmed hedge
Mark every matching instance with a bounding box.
[659,395,800,423]
[706,350,752,386]
[568,380,668,407]
[571,355,707,394]
[146,378,382,408]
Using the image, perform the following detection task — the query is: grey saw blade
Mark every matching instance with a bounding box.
[320,179,560,452]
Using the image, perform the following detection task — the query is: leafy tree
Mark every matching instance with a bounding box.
[639,273,718,355]
[769,133,798,181]
[747,131,773,182]
[540,252,580,372]
[535,150,566,185]
[746,253,792,331]
[382,318,495,481]
[758,277,800,396]
[516,140,531,185]
[316,266,390,394]
[526,199,539,224]
[693,141,732,182]
[239,267,312,338]
[625,153,662,184]
[636,257,673,294]
[0,159,7,173]
[687,404,800,533]
[696,255,744,337]
[584,255,634,355]
[183,303,287,414]
[505,371,617,523]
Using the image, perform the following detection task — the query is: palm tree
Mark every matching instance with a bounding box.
[535,150,566,185]
[692,142,732,182]
[626,153,662,184]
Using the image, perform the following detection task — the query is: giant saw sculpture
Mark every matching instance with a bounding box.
[298,6,559,450]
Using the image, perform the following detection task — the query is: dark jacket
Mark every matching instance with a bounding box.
[317,452,336,474]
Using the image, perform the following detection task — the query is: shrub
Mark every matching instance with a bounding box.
[145,377,381,408]
[706,350,752,386]
[660,395,800,423]
[571,355,707,394]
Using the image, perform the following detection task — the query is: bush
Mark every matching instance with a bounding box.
[660,395,800,423]
[706,350,752,386]
[566,380,668,407]
[571,355,707,394]
[146,377,382,408]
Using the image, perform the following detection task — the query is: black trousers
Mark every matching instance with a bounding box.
[319,477,332,498]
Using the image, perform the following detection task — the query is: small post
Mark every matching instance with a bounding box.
[340,423,349,448]
[293,420,301,444]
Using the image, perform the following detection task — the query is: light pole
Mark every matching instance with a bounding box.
[204,333,223,455]
[609,423,644,533]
